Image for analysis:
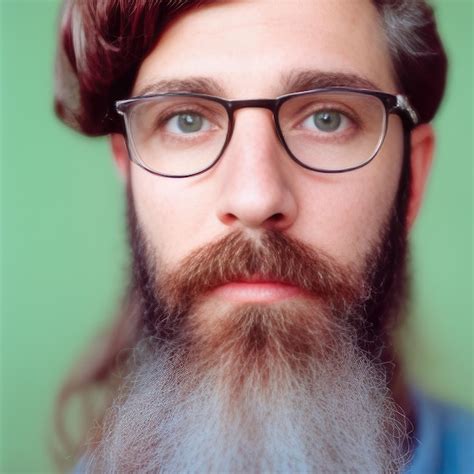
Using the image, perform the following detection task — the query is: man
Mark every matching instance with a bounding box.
[54,0,472,472]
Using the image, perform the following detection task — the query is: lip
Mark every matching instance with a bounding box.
[210,279,302,303]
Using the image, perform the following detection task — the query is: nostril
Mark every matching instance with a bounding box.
[221,212,238,225]
[269,213,284,222]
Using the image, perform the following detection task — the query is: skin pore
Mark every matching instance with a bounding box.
[101,0,435,471]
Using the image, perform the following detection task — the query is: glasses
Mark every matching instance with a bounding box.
[115,87,418,178]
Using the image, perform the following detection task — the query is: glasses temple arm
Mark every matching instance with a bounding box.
[394,95,419,127]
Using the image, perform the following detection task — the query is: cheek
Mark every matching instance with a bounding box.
[130,167,219,267]
[294,123,404,267]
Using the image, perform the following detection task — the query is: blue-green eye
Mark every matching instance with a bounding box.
[166,112,211,134]
[302,110,349,133]
[313,111,341,131]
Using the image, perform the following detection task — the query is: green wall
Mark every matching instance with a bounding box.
[1,0,472,472]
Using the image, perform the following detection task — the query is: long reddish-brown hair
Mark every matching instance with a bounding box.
[53,0,447,468]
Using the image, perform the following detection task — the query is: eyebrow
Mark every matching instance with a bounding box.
[134,70,381,98]
[136,77,225,97]
[281,69,380,93]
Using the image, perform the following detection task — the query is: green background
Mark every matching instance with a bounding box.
[1,0,472,472]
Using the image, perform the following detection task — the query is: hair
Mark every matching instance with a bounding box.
[52,0,447,468]
[54,0,447,137]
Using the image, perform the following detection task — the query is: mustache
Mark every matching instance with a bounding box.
[153,230,365,316]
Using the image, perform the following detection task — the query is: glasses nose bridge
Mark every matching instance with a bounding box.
[226,98,282,144]
[228,98,279,116]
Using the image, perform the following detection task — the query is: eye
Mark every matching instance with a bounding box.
[301,110,350,133]
[165,112,212,134]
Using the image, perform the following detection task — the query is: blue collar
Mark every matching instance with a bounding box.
[405,389,442,473]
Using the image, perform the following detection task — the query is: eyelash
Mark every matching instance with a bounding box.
[154,106,219,130]
[298,103,359,125]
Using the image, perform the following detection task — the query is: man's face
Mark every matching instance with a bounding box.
[128,0,405,288]
[96,1,423,470]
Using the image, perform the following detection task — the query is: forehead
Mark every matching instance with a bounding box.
[133,0,397,97]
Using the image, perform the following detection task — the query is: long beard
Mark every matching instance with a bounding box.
[85,177,410,472]
[86,325,408,473]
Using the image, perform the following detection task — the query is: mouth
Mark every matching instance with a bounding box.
[209,276,303,303]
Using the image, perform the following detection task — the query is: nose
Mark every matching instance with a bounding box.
[215,109,298,231]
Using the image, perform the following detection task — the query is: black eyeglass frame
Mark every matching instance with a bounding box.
[116,87,419,178]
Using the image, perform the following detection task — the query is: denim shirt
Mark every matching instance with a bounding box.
[406,389,474,474]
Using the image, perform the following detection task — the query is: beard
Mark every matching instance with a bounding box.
[85,162,411,472]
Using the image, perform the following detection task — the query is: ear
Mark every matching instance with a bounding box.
[110,133,130,182]
[406,123,435,230]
